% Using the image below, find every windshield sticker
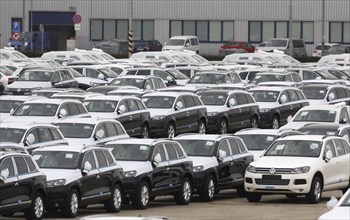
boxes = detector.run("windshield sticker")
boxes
[310,143,319,149]
[319,90,325,93]
[84,125,91,129]
[206,141,215,146]
[140,145,149,151]
[114,81,121,84]
[255,76,261,79]
[301,111,308,116]
[32,154,41,160]
[65,153,73,159]
[22,105,30,110]
[194,76,200,80]
[329,111,335,114]
[276,145,285,150]
[266,136,274,141]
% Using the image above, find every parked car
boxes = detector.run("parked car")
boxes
[31,88,85,98]
[249,71,302,86]
[83,96,151,138]
[70,65,119,83]
[120,68,178,87]
[249,86,309,129]
[105,138,193,209]
[133,40,163,53]
[110,76,167,91]
[245,135,350,203]
[318,188,350,220]
[298,123,350,143]
[219,41,255,55]
[325,45,350,55]
[32,145,124,217]
[198,90,259,133]
[312,43,340,57]
[257,38,307,58]
[0,150,46,220]
[174,134,254,201]
[185,71,243,89]
[142,92,207,138]
[162,36,200,54]
[300,84,350,105]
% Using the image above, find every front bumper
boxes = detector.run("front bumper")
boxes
[45,186,71,209]
[5,89,32,96]
[192,171,208,193]
[123,176,139,200]
[206,116,220,133]
[258,111,273,128]
[149,118,168,137]
[244,172,312,194]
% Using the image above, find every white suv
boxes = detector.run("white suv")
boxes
[162,36,200,54]
[245,135,350,204]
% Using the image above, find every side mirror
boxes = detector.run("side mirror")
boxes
[175,101,183,110]
[185,42,190,47]
[152,153,162,167]
[117,105,126,114]
[51,78,59,85]
[328,93,335,101]
[166,76,174,82]
[227,98,236,107]
[82,161,92,174]
[0,168,9,181]
[217,149,227,162]
[25,133,35,146]
[98,73,105,80]
[287,115,293,123]
[279,94,288,104]
[145,84,152,90]
[58,108,67,118]
[9,108,14,116]
[315,76,322,80]
[95,129,105,140]
[340,118,347,124]
[324,150,333,162]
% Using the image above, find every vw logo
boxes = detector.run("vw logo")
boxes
[269,168,276,174]
[17,88,21,92]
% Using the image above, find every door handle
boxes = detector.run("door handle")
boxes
[129,115,133,120]
[238,109,242,113]
[186,112,190,116]
[15,182,19,186]
[290,105,293,110]
[97,175,100,179]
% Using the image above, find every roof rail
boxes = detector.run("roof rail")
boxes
[175,133,201,138]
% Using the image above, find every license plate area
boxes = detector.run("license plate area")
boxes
[262,175,282,180]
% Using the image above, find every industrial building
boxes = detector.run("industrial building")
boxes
[0,0,349,55]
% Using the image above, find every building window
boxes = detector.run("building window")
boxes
[248,21,314,43]
[132,20,154,41]
[330,22,350,43]
[91,19,103,41]
[170,20,234,43]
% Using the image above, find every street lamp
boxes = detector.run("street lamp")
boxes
[128,0,133,57]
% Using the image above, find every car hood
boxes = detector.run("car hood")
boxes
[148,108,173,118]
[184,84,215,89]
[75,77,107,85]
[249,150,265,161]
[89,112,118,119]
[256,102,279,110]
[3,115,56,124]
[318,207,350,220]
[176,79,190,86]
[259,47,286,52]
[65,138,94,146]
[251,156,319,168]
[188,156,218,171]
[162,46,185,51]
[206,105,227,113]
[307,99,328,105]
[117,161,153,176]
[41,168,82,185]
[0,113,11,122]
[280,122,323,130]
[7,81,52,90]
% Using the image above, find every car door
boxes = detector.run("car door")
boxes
[164,143,182,189]
[23,128,41,153]
[151,144,170,194]
[60,70,77,88]
[80,150,100,205]
[174,96,190,134]
[226,138,245,185]
[322,140,341,190]
[287,90,303,117]
[331,139,350,189]
[235,93,252,128]
[125,99,142,136]
[135,99,151,136]
[216,139,234,189]
[0,156,21,212]
[278,90,294,125]
[93,149,114,200]
[226,94,241,130]
[340,127,350,143]
[115,99,133,134]
[183,95,199,132]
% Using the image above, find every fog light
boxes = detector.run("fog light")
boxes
[299,189,304,192]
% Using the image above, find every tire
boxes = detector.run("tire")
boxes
[167,123,176,138]
[236,186,246,197]
[25,192,44,220]
[285,194,298,199]
[218,119,228,134]
[198,120,206,134]
[104,184,122,213]
[272,116,280,129]
[199,175,215,202]
[306,176,322,204]
[132,181,150,209]
[63,189,79,218]
[141,124,149,138]
[174,177,192,205]
[246,192,262,203]
[250,116,258,128]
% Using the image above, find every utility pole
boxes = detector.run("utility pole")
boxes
[321,0,325,56]
[288,0,293,57]
[21,0,25,52]
[128,0,133,57]
[30,0,33,52]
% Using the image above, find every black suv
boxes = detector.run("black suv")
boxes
[174,134,254,201]
[133,40,162,52]
[198,90,260,133]
[142,92,207,138]
[105,138,193,209]
[0,151,46,220]
[32,145,124,218]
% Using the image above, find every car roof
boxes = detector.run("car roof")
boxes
[84,95,139,101]
[234,128,280,135]
[174,134,233,141]
[298,123,347,131]
[142,91,195,98]
[170,35,197,39]
[116,75,155,80]
[299,103,347,111]
[249,86,287,92]
[0,122,58,129]
[53,117,119,125]
[198,89,250,96]
[106,138,174,146]
[22,98,82,105]
[279,134,337,142]
[33,145,101,153]
[0,95,46,101]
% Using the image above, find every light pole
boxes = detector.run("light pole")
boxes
[321,0,325,56]
[30,0,33,52]
[288,0,293,57]
[128,0,133,57]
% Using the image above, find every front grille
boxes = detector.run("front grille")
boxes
[255,179,290,185]
[255,167,292,174]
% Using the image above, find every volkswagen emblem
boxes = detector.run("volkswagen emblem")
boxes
[269,168,276,174]
[17,88,21,92]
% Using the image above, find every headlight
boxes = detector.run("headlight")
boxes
[246,165,257,173]
[259,108,271,113]
[291,166,310,174]
[47,179,66,187]
[193,166,204,173]
[152,115,165,120]
[123,170,137,178]
[207,112,218,117]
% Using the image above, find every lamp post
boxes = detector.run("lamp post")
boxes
[321,0,325,56]
[128,0,133,57]
[30,0,33,52]
[288,0,293,57]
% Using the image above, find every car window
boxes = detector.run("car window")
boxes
[193,96,202,106]
[280,91,290,103]
[236,93,248,105]
[303,71,318,80]
[184,96,196,108]
[340,139,350,153]
[24,157,37,172]
[245,94,255,103]
[74,68,83,74]
[153,144,166,162]
[37,127,53,142]
[86,68,99,78]
[61,70,72,80]
[136,100,146,110]
[190,38,198,45]
[59,104,69,116]
[154,70,169,80]
[95,150,108,167]
[176,96,185,109]
[136,70,151,76]
[105,122,118,137]
[288,90,299,102]
[26,129,40,145]
[236,138,247,153]
[144,79,153,90]
[165,143,178,160]
[296,90,305,100]
[173,143,184,158]
[113,122,126,134]
[324,140,336,158]
[0,157,15,177]
[14,156,29,175]
[341,129,350,143]
[228,138,240,155]
[77,104,87,114]
[126,99,139,112]
[82,151,97,169]
[153,78,165,89]
[292,73,302,82]
[103,150,115,165]
[335,88,347,99]
[340,108,350,123]
[67,103,80,115]
[285,74,293,82]
[218,140,230,157]
[118,100,129,113]
[126,70,137,75]
[333,139,346,156]
[50,128,63,140]
[51,71,60,82]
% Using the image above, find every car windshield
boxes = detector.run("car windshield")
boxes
[13,103,58,116]
[189,74,227,84]
[166,69,189,79]
[108,144,151,161]
[166,39,185,46]
[293,110,336,122]
[300,87,327,99]
[134,41,148,47]
[250,74,285,84]
[340,191,350,207]
[299,129,338,136]
[31,91,57,98]
[177,140,216,157]
[265,140,321,157]
[32,151,80,169]
[0,128,25,143]
[315,45,331,50]
[224,42,241,46]
[98,68,118,78]
[199,93,228,106]
[83,100,118,112]
[0,100,24,113]
[315,70,338,80]
[55,123,94,138]
[266,39,288,47]
[17,70,52,82]
[111,78,144,89]
[142,96,175,109]
[108,92,140,98]
[251,91,280,102]
[236,134,276,150]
